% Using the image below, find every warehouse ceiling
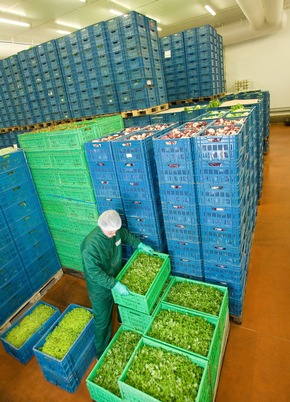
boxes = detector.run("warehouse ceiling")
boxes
[0,0,289,60]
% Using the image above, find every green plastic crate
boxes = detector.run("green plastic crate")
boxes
[86,325,141,402]
[45,125,102,150]
[112,250,171,314]
[161,276,229,340]
[117,279,171,333]
[58,254,84,271]
[41,198,99,221]
[32,168,93,187]
[118,337,212,402]
[45,213,96,235]
[76,114,124,136]
[18,132,47,151]
[36,183,96,203]
[25,152,54,169]
[144,302,222,393]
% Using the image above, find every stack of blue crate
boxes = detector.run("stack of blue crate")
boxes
[0,148,61,327]
[105,11,163,112]
[153,121,208,279]
[183,27,201,99]
[193,113,253,317]
[160,33,188,102]
[112,125,169,252]
[0,55,28,128]
[34,41,71,122]
[75,22,120,116]
[84,132,133,260]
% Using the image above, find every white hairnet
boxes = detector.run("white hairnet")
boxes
[98,210,122,231]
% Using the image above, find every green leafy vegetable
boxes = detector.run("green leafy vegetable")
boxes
[166,281,224,316]
[93,330,141,397]
[121,253,164,295]
[230,104,245,111]
[40,307,92,360]
[148,309,215,357]
[206,99,221,109]
[5,304,55,348]
[125,344,204,401]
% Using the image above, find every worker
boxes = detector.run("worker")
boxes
[81,209,154,359]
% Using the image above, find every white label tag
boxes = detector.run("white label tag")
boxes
[115,239,121,246]
[165,50,171,58]
[126,153,132,158]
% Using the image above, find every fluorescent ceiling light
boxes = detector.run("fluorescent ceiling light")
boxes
[55,21,80,29]
[79,0,86,2]
[157,27,162,32]
[109,9,123,16]
[205,5,216,16]
[0,17,30,27]
[56,29,71,35]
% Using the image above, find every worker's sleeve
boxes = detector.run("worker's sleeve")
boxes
[82,246,116,290]
[120,227,142,248]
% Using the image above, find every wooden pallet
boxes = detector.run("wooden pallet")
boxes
[121,103,169,118]
[62,266,85,279]
[169,93,226,106]
[0,269,63,334]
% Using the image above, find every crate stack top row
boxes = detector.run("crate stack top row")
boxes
[160,25,225,102]
[0,11,168,129]
[0,148,61,328]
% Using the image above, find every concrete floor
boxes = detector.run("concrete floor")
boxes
[1,123,290,402]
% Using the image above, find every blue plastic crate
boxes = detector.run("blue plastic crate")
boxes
[0,241,19,267]
[203,241,249,266]
[196,177,248,207]
[162,202,199,225]
[88,160,118,182]
[130,232,167,253]
[33,304,94,378]
[14,223,51,254]
[0,255,24,285]
[8,208,46,239]
[159,183,197,205]
[3,194,42,224]
[164,221,201,242]
[28,258,61,293]
[19,232,55,267]
[0,226,13,250]
[92,180,121,198]
[84,132,126,162]
[0,179,37,210]
[194,158,246,186]
[123,197,161,219]
[200,225,247,248]
[96,197,124,215]
[39,336,95,393]
[119,178,159,201]
[193,124,245,162]
[203,256,248,284]
[126,214,164,237]
[205,273,247,301]
[0,301,60,364]
[0,165,32,192]
[167,240,202,260]
[0,277,33,327]
[170,256,204,280]
[156,160,195,184]
[24,246,60,278]
[115,157,156,183]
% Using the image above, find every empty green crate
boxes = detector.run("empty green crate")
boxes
[32,169,93,187]
[41,198,99,221]
[45,213,96,235]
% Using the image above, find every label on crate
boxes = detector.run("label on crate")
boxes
[126,153,133,158]
[164,50,171,58]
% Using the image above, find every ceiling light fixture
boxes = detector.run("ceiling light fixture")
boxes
[0,17,30,27]
[157,27,162,32]
[109,9,123,16]
[79,0,86,2]
[56,29,71,35]
[205,5,216,16]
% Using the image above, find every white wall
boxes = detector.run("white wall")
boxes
[222,9,290,110]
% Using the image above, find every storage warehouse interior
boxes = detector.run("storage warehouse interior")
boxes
[0,1,290,401]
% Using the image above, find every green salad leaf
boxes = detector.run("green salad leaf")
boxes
[125,344,204,401]
[166,281,224,316]
[93,330,141,397]
[121,253,164,295]
[5,304,55,348]
[40,307,92,360]
[148,309,215,357]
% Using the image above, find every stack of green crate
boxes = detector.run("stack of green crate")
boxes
[18,115,124,272]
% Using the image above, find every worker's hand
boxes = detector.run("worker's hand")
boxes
[138,242,154,255]
[113,281,130,296]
